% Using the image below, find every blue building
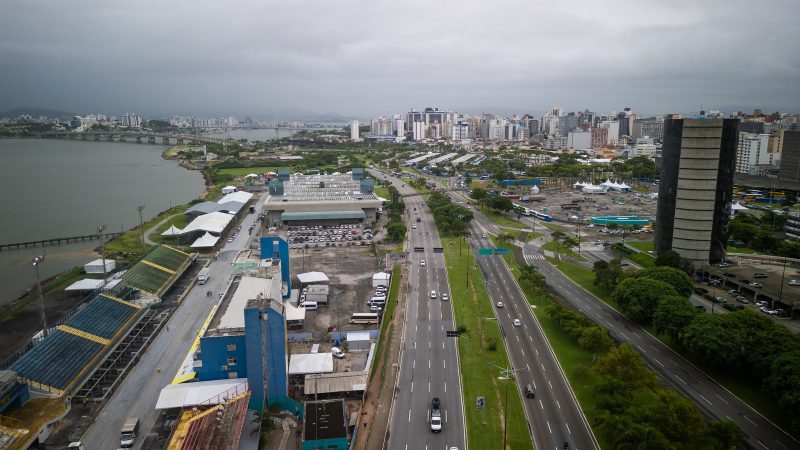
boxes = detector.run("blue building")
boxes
[0,370,30,414]
[192,238,296,411]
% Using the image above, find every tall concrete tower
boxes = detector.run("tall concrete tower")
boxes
[351,120,360,141]
[655,118,739,265]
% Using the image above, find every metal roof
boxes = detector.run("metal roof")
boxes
[280,210,365,221]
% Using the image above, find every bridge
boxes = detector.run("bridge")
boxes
[30,131,256,149]
[0,232,122,252]
[400,187,469,197]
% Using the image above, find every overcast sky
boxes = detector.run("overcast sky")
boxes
[1,0,797,119]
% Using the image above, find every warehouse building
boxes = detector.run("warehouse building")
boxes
[263,169,382,227]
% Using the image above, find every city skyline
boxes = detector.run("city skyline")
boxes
[1,0,798,118]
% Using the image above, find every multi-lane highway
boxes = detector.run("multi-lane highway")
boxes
[377,172,466,450]
[470,226,598,450]
[520,229,799,450]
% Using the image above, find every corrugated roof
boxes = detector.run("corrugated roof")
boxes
[280,210,365,221]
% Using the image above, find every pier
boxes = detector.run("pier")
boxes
[0,232,122,251]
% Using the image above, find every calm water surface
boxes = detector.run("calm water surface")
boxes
[0,139,205,304]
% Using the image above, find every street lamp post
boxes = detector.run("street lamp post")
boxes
[488,361,528,450]
[137,205,146,254]
[32,255,47,336]
[97,225,107,289]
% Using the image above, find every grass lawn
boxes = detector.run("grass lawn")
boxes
[483,210,524,228]
[541,240,586,261]
[442,237,533,450]
[727,245,760,254]
[629,252,655,268]
[150,212,191,244]
[547,257,792,433]
[217,166,279,177]
[627,241,654,252]
[105,205,194,257]
[541,222,566,233]
[375,186,391,200]
[0,266,86,324]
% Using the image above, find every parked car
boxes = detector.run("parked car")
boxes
[789,279,799,286]
[756,301,768,307]
[749,282,762,288]
[723,272,736,278]
[754,273,768,278]
[331,347,346,359]
[736,296,749,304]
[718,262,730,267]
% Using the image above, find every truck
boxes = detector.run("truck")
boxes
[197,267,210,285]
[120,417,139,448]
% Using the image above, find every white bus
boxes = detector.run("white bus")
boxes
[350,313,379,325]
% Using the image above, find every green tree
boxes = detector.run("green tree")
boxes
[578,326,614,361]
[496,232,515,247]
[765,350,800,435]
[593,259,623,292]
[681,314,745,369]
[646,390,707,446]
[595,344,657,390]
[653,295,698,341]
[469,187,488,203]
[654,250,694,274]
[386,221,407,242]
[635,266,694,298]
[488,195,513,212]
[594,379,635,414]
[612,278,678,323]
[705,420,750,450]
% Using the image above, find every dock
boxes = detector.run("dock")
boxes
[0,233,122,251]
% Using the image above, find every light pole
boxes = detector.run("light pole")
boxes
[32,255,47,336]
[488,361,528,450]
[97,225,108,289]
[137,205,146,254]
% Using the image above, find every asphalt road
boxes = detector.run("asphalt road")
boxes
[375,172,466,450]
[520,236,800,450]
[81,195,267,450]
[468,224,598,450]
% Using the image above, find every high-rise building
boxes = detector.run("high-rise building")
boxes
[567,130,591,150]
[406,109,423,132]
[777,131,800,185]
[591,127,608,148]
[350,120,360,141]
[655,118,739,265]
[393,116,405,137]
[632,118,665,141]
[412,121,426,141]
[735,133,771,174]
[786,210,800,241]
[451,122,471,141]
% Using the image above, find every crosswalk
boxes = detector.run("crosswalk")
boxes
[524,252,544,262]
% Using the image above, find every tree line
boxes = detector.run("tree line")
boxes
[426,191,473,236]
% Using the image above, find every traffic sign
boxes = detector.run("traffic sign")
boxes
[494,248,509,254]
[479,248,494,255]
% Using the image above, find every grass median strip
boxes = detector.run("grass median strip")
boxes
[442,237,533,450]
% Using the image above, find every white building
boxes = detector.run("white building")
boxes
[394,117,405,137]
[736,133,771,174]
[598,121,620,145]
[351,120,360,141]
[567,131,592,150]
[451,122,471,141]
[634,143,657,157]
[413,121,426,141]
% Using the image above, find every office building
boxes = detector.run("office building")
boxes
[736,133,771,174]
[350,120,359,141]
[406,109,423,132]
[778,131,800,185]
[786,210,800,241]
[632,118,664,141]
[591,127,608,148]
[567,130,592,150]
[655,118,739,265]
[412,121,426,141]
[393,116,404,137]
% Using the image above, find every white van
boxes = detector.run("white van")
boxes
[369,297,387,304]
[299,301,318,311]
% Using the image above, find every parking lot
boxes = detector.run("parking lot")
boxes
[284,224,374,249]
[697,261,800,317]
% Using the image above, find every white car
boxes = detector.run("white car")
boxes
[496,301,504,308]
[331,347,345,359]
[412,224,417,229]
[430,290,437,299]
[790,279,799,286]
[420,259,426,267]
[749,282,762,288]
[370,305,383,312]
[441,293,449,301]
[482,233,488,238]
[513,319,522,327]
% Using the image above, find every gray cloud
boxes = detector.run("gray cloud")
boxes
[0,0,797,118]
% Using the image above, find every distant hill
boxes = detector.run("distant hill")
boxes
[1,107,74,119]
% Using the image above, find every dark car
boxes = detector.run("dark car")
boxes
[525,384,535,398]
[723,272,736,278]
[431,397,440,409]
[740,279,751,285]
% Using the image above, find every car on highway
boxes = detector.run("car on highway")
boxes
[790,279,799,286]
[430,290,437,299]
[412,224,417,229]
[756,301,768,307]
[431,397,440,409]
[482,233,488,238]
[749,282,762,288]
[736,296,749,304]
[754,273,767,278]
[525,384,535,398]
[441,293,449,301]
[718,262,730,267]
[496,301,504,308]
[420,259,426,267]
[513,319,522,327]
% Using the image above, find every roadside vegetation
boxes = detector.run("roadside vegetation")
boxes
[549,252,799,437]
[383,185,406,243]
[371,265,401,383]
[492,239,751,448]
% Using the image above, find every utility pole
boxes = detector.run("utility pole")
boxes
[488,361,528,450]
[32,255,47,336]
[137,205,146,254]
[97,225,108,289]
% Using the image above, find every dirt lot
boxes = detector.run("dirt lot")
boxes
[288,246,381,341]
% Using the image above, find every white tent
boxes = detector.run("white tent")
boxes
[218,191,253,205]
[731,202,749,211]
[84,258,116,274]
[288,353,334,375]
[244,173,259,178]
[582,184,609,194]
[618,182,632,192]
[573,181,587,189]
[65,278,122,292]
[160,225,183,236]
[297,271,330,285]
[530,185,540,194]
[182,211,234,235]
[191,232,220,248]
[221,186,237,194]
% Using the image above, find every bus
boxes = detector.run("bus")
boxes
[530,210,553,222]
[350,313,379,325]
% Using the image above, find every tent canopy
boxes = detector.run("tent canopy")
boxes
[191,232,220,248]
[155,378,248,409]
[731,202,749,211]
[182,211,234,235]
[161,225,183,236]
[297,271,330,284]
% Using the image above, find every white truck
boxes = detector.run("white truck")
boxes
[197,267,210,285]
[120,417,139,448]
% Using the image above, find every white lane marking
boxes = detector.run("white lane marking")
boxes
[442,342,445,349]
[698,394,712,405]
[566,423,571,434]
[532,380,536,389]
[521,349,525,356]
[429,360,431,369]
[443,359,446,369]
[428,382,430,392]
[653,358,665,367]
[529,336,533,342]
[755,440,768,449]
[547,421,552,433]
[620,332,629,340]
[444,381,447,393]
[668,358,676,364]
[429,341,431,349]
[556,400,561,409]
[743,415,758,426]
[411,382,414,392]
[535,349,539,356]
[541,364,546,372]
[408,409,411,422]
[714,393,729,404]
[675,375,687,385]
[413,359,416,369]
[548,379,553,389]
[516,335,520,342]
[445,410,448,423]
[636,345,645,352]
[539,400,544,410]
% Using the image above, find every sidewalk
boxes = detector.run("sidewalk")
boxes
[353,265,408,450]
